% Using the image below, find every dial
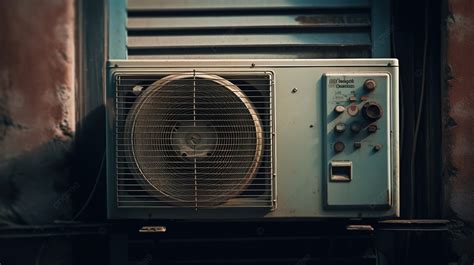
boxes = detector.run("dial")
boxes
[364,79,377,91]
[362,102,383,121]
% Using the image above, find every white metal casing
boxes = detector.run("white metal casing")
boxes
[106,59,399,219]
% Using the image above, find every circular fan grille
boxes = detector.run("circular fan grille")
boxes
[125,73,263,206]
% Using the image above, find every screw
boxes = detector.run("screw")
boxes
[132,85,144,95]
[309,124,314,128]
[374,144,382,151]
[291,88,298,94]
[251,63,255,68]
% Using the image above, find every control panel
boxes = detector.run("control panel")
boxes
[323,73,393,209]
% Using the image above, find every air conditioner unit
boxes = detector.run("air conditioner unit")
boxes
[106,59,399,219]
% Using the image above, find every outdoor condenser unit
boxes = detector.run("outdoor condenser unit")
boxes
[106,59,399,219]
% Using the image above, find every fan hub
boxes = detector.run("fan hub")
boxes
[187,133,201,145]
[171,121,217,158]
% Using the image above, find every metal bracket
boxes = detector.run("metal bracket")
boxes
[375,219,449,231]
[0,223,108,239]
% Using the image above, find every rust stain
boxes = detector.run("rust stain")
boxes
[295,14,369,26]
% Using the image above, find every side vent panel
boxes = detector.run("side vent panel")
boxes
[115,71,274,209]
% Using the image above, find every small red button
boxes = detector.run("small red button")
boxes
[347,105,359,116]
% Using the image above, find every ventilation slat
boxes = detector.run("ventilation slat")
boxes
[127,14,370,31]
[128,32,370,49]
[127,0,370,11]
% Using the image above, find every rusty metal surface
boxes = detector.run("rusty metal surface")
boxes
[0,223,107,239]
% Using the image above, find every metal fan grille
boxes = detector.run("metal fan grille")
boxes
[115,71,274,208]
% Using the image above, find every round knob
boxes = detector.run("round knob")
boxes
[367,124,378,134]
[347,105,359,117]
[334,141,345,153]
[334,123,346,133]
[362,102,383,121]
[364,79,377,91]
[334,105,346,114]
[350,121,362,133]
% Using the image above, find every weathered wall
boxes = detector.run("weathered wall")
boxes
[0,0,75,224]
[445,0,474,263]
[446,0,474,223]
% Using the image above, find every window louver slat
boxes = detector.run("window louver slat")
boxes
[126,0,372,59]
[128,33,371,49]
[127,14,370,30]
[127,0,370,11]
